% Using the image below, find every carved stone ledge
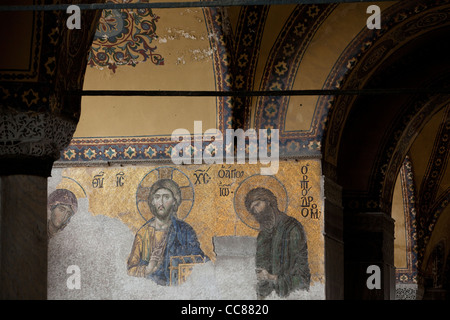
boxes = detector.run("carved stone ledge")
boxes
[0,112,77,176]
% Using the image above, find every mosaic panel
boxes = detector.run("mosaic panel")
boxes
[47,160,325,299]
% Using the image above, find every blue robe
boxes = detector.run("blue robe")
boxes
[128,216,208,286]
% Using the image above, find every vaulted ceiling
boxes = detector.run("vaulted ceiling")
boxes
[1,0,449,283]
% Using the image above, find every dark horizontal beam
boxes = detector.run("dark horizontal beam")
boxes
[75,88,450,97]
[0,0,397,12]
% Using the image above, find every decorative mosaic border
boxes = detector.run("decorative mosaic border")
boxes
[413,103,449,268]
[230,5,270,130]
[254,4,337,158]
[418,105,450,221]
[203,7,232,133]
[417,189,450,270]
[60,137,221,162]
[374,90,450,213]
[395,155,418,285]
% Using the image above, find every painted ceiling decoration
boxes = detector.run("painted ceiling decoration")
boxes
[59,4,336,164]
[88,0,164,72]
[62,6,227,164]
[62,1,450,167]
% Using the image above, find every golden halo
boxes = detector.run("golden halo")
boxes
[233,174,288,230]
[136,166,194,222]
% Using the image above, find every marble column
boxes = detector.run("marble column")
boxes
[0,2,102,299]
[0,112,77,299]
[0,175,47,299]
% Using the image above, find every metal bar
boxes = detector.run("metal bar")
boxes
[75,88,450,97]
[0,0,397,12]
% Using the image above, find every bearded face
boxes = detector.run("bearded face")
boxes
[249,199,276,231]
[149,188,176,222]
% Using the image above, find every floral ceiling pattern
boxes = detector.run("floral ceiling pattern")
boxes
[88,0,164,72]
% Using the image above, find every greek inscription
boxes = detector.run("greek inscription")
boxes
[300,175,310,194]
[310,204,319,219]
[92,171,105,188]
[299,164,320,220]
[301,165,309,175]
[116,172,125,187]
[193,167,211,185]
[218,181,233,197]
[218,165,244,179]
[301,208,309,218]
[219,187,230,197]
[301,196,314,208]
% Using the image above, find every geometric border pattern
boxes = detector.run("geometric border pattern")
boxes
[395,155,418,285]
[254,4,337,157]
[230,5,270,130]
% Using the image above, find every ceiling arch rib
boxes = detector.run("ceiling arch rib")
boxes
[322,0,450,171]
[320,1,450,214]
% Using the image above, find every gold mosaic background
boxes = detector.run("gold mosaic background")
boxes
[55,159,324,283]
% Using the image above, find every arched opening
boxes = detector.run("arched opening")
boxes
[322,4,450,299]
[392,103,450,299]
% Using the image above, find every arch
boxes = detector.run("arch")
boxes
[322,0,450,164]
[318,0,450,299]
[253,3,337,157]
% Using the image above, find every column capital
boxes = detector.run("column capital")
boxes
[0,4,102,176]
[0,111,76,176]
